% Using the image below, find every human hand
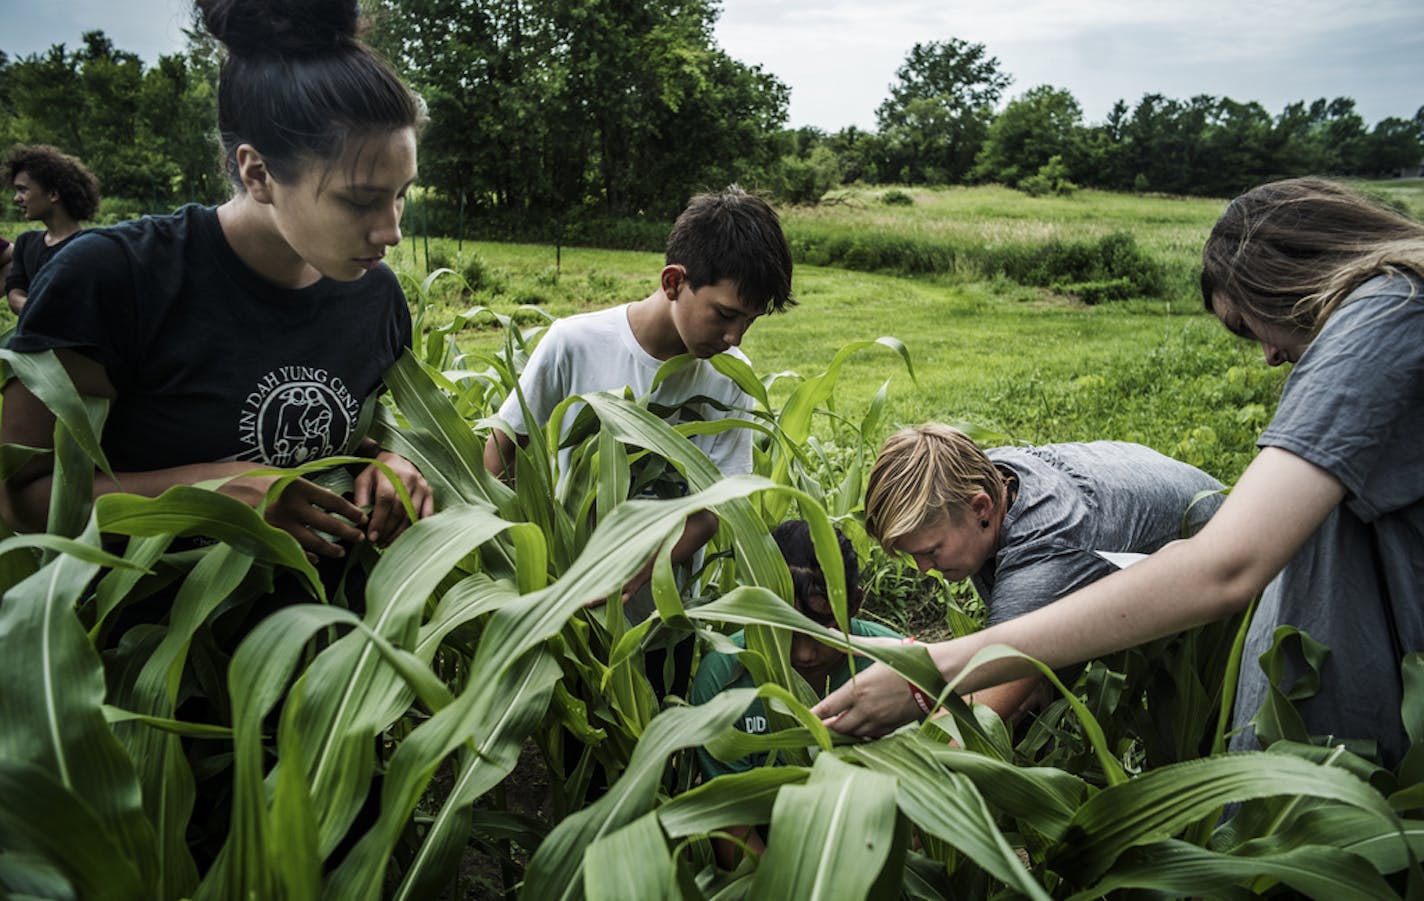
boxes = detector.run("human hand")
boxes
[810,659,925,738]
[354,451,435,546]
[223,473,368,560]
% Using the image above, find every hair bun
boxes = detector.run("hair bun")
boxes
[198,0,361,57]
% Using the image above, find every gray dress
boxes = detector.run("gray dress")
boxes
[1230,273,1424,767]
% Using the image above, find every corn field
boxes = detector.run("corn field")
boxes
[1,267,1422,900]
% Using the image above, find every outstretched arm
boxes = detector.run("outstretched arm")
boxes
[813,447,1347,736]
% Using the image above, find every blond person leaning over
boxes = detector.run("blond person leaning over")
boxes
[859,426,1221,723]
[816,178,1424,767]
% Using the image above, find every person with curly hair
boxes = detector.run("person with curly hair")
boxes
[3,143,101,314]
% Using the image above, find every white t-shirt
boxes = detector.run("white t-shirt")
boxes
[496,304,755,485]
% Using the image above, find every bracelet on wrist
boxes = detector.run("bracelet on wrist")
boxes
[899,637,935,714]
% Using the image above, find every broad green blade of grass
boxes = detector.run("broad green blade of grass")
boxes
[197,604,364,901]
[328,647,561,901]
[523,689,763,900]
[1071,839,1399,899]
[378,350,510,505]
[1229,805,1424,875]
[112,545,254,900]
[749,754,900,901]
[846,738,1053,899]
[583,811,676,901]
[1053,751,1404,885]
[0,349,113,478]
[283,503,525,854]
[912,740,1088,843]
[0,760,147,900]
[656,768,811,839]
[94,487,320,598]
[0,521,160,889]
[48,398,104,542]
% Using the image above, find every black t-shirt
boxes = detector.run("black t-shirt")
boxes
[9,204,412,473]
[4,229,83,294]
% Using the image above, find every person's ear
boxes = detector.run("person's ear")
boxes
[235,144,275,204]
[660,264,687,300]
[970,491,994,527]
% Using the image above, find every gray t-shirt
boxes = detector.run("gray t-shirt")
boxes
[975,442,1224,625]
[1230,273,1424,766]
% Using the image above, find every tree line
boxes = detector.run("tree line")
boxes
[1,10,1420,224]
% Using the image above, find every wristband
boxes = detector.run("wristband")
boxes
[900,637,935,714]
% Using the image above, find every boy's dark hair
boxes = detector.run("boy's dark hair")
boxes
[2,144,101,221]
[772,519,862,622]
[198,0,424,188]
[666,185,795,314]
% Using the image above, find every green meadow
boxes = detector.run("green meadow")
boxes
[7,177,1422,485]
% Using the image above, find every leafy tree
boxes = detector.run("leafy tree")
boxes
[972,84,1083,187]
[368,0,788,218]
[874,38,1011,184]
[0,29,222,210]
[1362,116,1424,176]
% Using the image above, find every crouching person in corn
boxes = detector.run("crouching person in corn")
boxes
[690,519,904,867]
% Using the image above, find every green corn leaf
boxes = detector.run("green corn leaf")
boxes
[749,754,900,901]
[1053,751,1403,885]
[0,349,113,478]
[1071,839,1399,899]
[523,688,762,901]
[0,760,147,901]
[376,648,562,901]
[0,520,160,889]
[283,504,524,855]
[657,768,811,838]
[846,737,1052,899]
[94,487,320,598]
[584,811,676,901]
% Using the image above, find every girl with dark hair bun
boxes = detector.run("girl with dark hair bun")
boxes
[816,178,1424,768]
[3,0,433,561]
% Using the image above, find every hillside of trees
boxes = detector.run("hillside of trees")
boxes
[1,4,1420,226]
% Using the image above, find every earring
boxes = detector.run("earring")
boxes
[980,520,989,529]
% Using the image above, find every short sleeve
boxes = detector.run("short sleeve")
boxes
[4,233,33,294]
[496,322,569,437]
[8,232,137,378]
[1259,280,1424,521]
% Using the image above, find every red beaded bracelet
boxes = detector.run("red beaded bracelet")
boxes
[900,637,936,714]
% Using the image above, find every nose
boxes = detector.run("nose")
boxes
[791,637,822,668]
[370,202,403,248]
[1262,344,1289,367]
[723,321,747,348]
[913,555,934,573]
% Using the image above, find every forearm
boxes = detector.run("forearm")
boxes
[7,288,27,315]
[483,430,523,482]
[5,460,275,533]
[671,509,719,565]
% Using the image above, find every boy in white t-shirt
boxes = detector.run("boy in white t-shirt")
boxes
[483,186,795,691]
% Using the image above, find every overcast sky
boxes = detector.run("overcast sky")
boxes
[5,0,1421,130]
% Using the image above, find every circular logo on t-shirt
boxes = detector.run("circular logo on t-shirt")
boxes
[237,365,361,466]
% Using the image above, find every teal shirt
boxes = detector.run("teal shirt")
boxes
[689,617,901,780]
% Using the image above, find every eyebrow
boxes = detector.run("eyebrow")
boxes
[345,177,418,194]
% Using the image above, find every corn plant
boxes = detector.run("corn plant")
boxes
[2,290,1424,900]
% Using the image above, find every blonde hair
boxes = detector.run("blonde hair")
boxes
[1200,177,1424,339]
[864,424,1004,547]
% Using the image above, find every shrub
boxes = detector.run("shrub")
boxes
[880,189,914,206]
[1018,155,1078,198]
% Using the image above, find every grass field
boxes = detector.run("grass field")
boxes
[5,177,1420,484]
